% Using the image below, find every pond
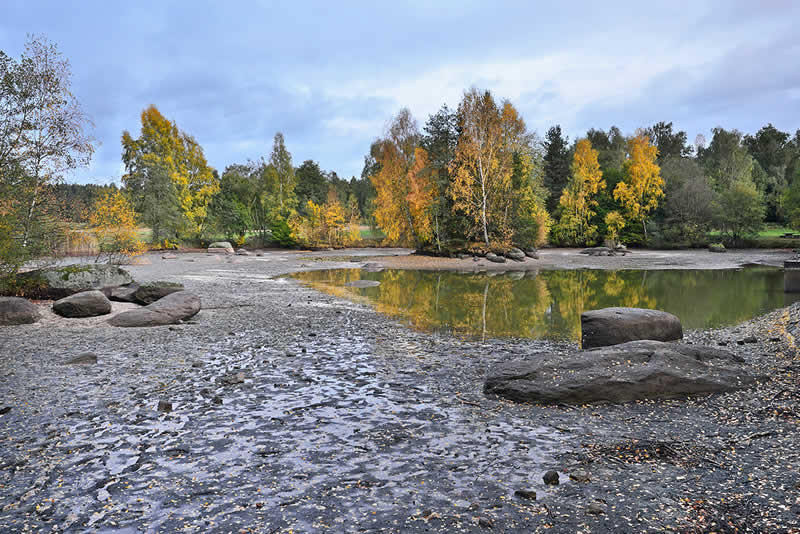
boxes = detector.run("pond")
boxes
[290,267,799,342]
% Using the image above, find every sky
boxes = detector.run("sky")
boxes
[2,1,799,185]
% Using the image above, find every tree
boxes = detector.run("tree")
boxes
[744,124,792,221]
[370,109,435,247]
[449,89,528,247]
[586,126,626,171]
[88,190,146,263]
[552,139,605,245]
[296,160,328,211]
[0,35,94,273]
[714,178,765,243]
[268,132,297,215]
[613,133,663,240]
[659,156,715,242]
[644,121,690,162]
[698,128,754,191]
[122,105,218,240]
[542,125,571,214]
[421,104,460,249]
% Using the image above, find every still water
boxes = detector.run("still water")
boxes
[290,267,798,342]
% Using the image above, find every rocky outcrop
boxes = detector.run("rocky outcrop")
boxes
[133,281,184,304]
[108,291,200,327]
[484,340,755,404]
[15,265,134,300]
[524,248,539,259]
[581,307,682,348]
[52,290,112,318]
[0,297,40,325]
[208,242,234,254]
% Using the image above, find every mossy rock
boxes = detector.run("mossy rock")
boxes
[9,265,134,299]
[709,243,726,253]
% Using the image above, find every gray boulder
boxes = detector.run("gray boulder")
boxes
[484,340,755,404]
[236,249,251,256]
[486,252,507,263]
[581,307,682,349]
[109,283,140,303]
[15,264,133,299]
[506,248,526,262]
[133,281,184,304]
[0,297,40,325]
[524,248,539,259]
[580,247,613,257]
[53,290,112,318]
[109,291,200,327]
[208,241,234,254]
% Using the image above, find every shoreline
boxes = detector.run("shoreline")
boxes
[1,248,798,532]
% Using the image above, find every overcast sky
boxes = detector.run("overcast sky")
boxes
[2,1,799,184]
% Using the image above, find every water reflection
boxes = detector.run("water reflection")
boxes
[291,268,798,342]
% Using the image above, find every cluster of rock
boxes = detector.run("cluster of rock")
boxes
[459,247,539,263]
[0,264,200,328]
[485,306,756,404]
[579,245,628,257]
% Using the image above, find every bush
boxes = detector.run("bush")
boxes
[269,218,297,247]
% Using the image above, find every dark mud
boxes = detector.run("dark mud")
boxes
[1,249,799,533]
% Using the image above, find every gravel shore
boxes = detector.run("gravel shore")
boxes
[1,248,798,533]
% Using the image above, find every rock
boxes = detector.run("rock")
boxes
[63,352,98,365]
[457,253,471,260]
[157,400,172,412]
[709,243,726,253]
[361,263,384,272]
[484,340,755,404]
[236,249,251,256]
[108,291,201,327]
[478,517,493,529]
[109,283,140,303]
[15,264,134,300]
[586,502,607,515]
[220,372,246,385]
[53,290,112,318]
[486,252,506,263]
[0,406,11,415]
[133,281,184,304]
[212,396,223,405]
[505,248,526,262]
[741,335,758,344]
[581,307,682,348]
[161,253,178,259]
[345,280,380,288]
[569,470,591,483]
[0,297,40,325]
[524,248,539,259]
[208,241,234,254]
[513,489,536,500]
[580,247,612,256]
[543,470,560,485]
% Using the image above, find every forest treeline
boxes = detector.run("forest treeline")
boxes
[3,36,800,274]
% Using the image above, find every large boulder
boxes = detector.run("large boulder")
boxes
[133,281,184,304]
[109,283,140,303]
[484,340,755,404]
[505,248,526,262]
[486,252,507,263]
[15,265,134,300]
[0,297,40,325]
[108,291,200,327]
[208,242,234,254]
[53,290,112,318]
[581,307,682,349]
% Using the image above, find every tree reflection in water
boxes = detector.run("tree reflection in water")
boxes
[291,267,797,342]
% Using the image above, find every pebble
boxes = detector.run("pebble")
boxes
[513,489,537,500]
[586,502,607,515]
[543,469,560,485]
[157,400,172,412]
[569,469,590,483]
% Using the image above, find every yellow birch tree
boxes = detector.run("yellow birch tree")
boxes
[613,133,663,240]
[553,139,605,245]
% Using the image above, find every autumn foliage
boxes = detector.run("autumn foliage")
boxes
[88,190,147,263]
